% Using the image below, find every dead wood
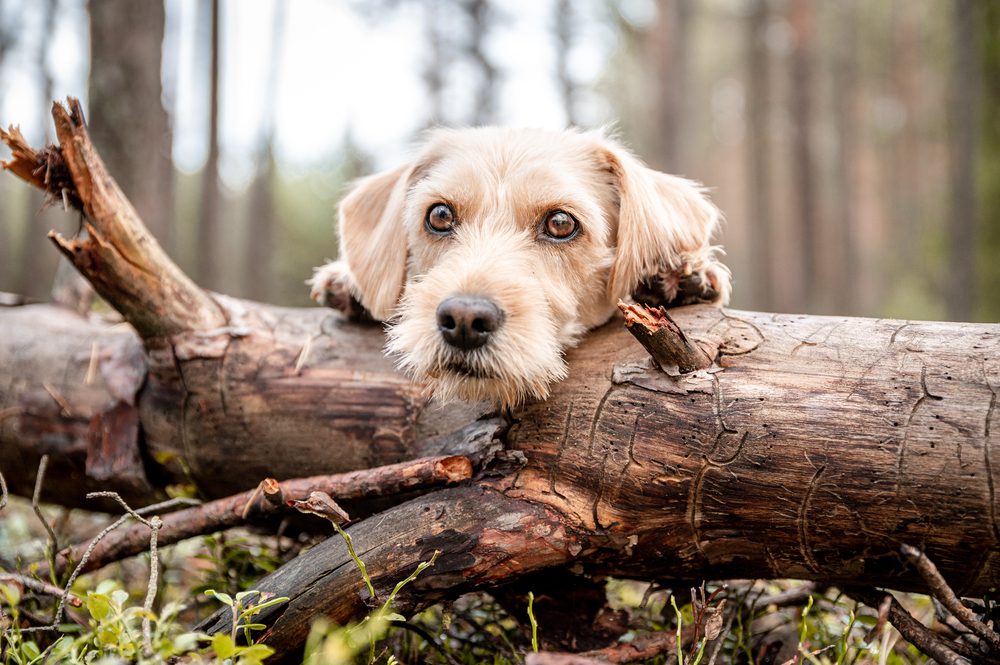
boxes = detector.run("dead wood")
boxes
[3,99,224,339]
[43,456,471,577]
[846,588,979,665]
[619,300,712,372]
[3,98,1000,662]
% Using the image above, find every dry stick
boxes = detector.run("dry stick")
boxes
[618,300,713,373]
[846,588,974,665]
[0,468,7,514]
[901,543,1000,653]
[525,653,605,665]
[31,455,59,581]
[20,496,196,635]
[46,455,473,577]
[579,625,695,663]
[0,574,82,607]
[141,517,162,657]
[85,492,161,658]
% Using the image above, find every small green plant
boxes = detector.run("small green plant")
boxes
[302,522,439,665]
[1,579,205,665]
[526,591,538,653]
[204,588,289,646]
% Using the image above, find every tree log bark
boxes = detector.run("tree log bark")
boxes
[3,99,1000,659]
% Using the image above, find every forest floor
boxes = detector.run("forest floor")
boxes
[0,497,940,664]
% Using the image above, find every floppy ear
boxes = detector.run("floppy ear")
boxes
[600,142,727,305]
[337,164,412,321]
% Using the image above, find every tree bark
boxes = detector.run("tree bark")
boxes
[3,99,1000,659]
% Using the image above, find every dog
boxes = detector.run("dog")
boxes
[310,127,730,407]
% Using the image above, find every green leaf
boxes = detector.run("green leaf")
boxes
[0,582,21,607]
[245,596,289,612]
[95,579,118,595]
[86,593,111,621]
[239,643,274,660]
[212,633,236,659]
[20,641,41,660]
[110,589,129,607]
[206,589,234,607]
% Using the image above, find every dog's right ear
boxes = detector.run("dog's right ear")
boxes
[337,164,412,321]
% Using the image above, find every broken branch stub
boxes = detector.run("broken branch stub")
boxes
[618,300,713,373]
[2,98,225,339]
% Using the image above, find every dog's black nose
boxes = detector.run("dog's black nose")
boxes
[436,296,503,350]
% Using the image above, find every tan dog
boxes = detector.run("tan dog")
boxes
[311,128,730,407]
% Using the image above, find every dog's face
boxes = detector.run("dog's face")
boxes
[331,128,729,407]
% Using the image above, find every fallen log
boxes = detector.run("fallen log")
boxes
[3,99,1000,660]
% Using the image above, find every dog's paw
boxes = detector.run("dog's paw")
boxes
[634,257,731,308]
[308,261,372,321]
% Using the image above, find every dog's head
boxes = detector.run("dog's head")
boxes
[336,128,727,406]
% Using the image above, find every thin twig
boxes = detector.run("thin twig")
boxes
[86,491,154,528]
[85,341,99,385]
[141,516,162,657]
[31,455,59,581]
[0,574,82,607]
[902,543,1000,653]
[0,468,7,514]
[41,382,72,417]
[845,587,974,665]
[20,495,196,634]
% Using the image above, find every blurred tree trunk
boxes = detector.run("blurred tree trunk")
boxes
[196,0,222,290]
[744,0,772,311]
[831,0,859,315]
[947,0,978,321]
[421,1,447,127]
[649,0,689,173]
[463,0,497,125]
[554,0,577,127]
[86,0,174,253]
[243,2,285,302]
[887,3,922,310]
[788,0,817,311]
[978,1,1000,322]
[0,0,15,288]
[16,0,57,298]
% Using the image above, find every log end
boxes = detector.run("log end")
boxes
[435,455,474,483]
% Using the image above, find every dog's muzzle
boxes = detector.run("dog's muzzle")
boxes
[436,296,503,351]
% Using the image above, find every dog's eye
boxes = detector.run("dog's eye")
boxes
[542,210,579,241]
[425,203,456,235]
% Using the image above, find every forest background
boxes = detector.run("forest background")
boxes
[1,0,997,323]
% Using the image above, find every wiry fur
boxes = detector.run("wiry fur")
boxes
[311,127,730,407]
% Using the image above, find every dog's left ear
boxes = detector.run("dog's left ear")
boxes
[599,142,729,306]
[337,164,413,320]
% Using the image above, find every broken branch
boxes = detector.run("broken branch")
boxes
[901,544,1000,654]
[618,300,713,372]
[846,588,977,665]
[2,99,225,339]
[46,455,471,577]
